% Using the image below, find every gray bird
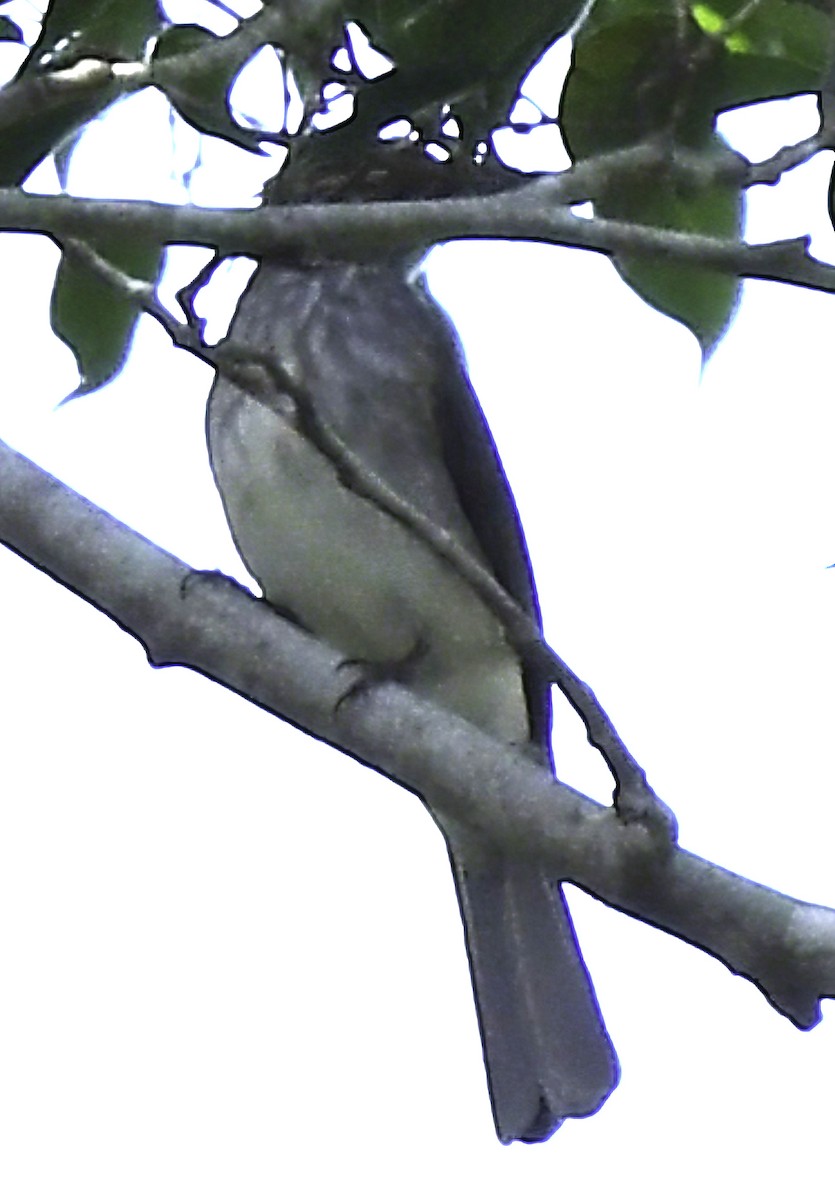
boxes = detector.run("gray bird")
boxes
[206,256,618,1142]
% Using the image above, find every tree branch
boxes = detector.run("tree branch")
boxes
[745,125,835,187]
[1,435,833,1032]
[0,57,131,138]
[2,183,833,296]
[0,3,299,182]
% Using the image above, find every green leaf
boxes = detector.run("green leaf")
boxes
[51,234,165,396]
[0,0,165,185]
[22,0,162,70]
[358,0,582,87]
[151,22,278,151]
[599,139,744,356]
[562,0,829,161]
[562,5,715,157]
[0,16,24,42]
[689,0,829,110]
[53,125,86,192]
[0,59,122,185]
[328,0,586,140]
[559,0,822,353]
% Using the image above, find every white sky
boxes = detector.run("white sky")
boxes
[0,5,833,1196]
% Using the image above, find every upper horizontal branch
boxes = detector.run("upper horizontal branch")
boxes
[1,434,833,1031]
[1,181,833,296]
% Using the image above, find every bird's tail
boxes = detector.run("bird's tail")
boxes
[446,832,619,1143]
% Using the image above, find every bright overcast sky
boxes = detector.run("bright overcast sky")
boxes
[0,3,833,1196]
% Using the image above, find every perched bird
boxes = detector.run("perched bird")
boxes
[206,249,618,1143]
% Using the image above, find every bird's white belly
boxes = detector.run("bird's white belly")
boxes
[208,386,529,743]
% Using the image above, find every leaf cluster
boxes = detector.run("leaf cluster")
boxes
[1,0,832,383]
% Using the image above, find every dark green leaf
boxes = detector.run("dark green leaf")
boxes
[0,16,24,42]
[51,234,165,396]
[561,5,714,157]
[21,0,162,71]
[600,139,744,356]
[563,0,829,161]
[53,125,85,191]
[0,0,165,184]
[330,0,586,141]
[0,60,122,184]
[559,0,822,353]
[689,0,828,110]
[151,22,278,150]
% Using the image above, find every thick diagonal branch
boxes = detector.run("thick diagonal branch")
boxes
[1,436,833,1031]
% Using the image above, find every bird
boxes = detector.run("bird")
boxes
[205,251,618,1143]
